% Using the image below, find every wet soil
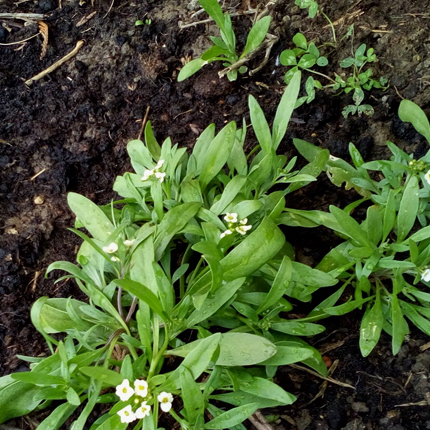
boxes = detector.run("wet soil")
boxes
[2,0,430,428]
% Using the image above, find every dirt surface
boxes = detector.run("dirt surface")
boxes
[2,0,430,428]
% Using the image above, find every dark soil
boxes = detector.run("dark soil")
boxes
[2,0,430,428]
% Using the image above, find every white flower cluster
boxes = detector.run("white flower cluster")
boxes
[102,239,135,263]
[115,379,173,423]
[220,212,252,238]
[141,159,166,183]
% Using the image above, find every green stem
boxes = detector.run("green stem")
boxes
[321,12,337,46]
[304,67,336,84]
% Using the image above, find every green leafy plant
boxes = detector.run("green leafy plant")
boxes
[178,0,271,81]
[277,100,430,357]
[0,71,336,429]
[280,25,388,114]
[279,32,328,107]
[336,43,388,117]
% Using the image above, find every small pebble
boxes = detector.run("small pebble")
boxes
[34,195,45,205]
[351,401,369,413]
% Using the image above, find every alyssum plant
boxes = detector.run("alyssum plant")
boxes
[279,99,430,357]
[0,71,338,429]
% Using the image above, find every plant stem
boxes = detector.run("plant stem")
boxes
[304,68,336,84]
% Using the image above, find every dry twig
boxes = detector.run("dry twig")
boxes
[38,21,48,59]
[25,40,84,86]
[249,410,276,430]
[0,12,44,20]
[288,363,355,389]
[137,106,150,141]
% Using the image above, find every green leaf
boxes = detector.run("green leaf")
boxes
[114,279,169,321]
[203,403,259,429]
[239,377,295,405]
[359,289,383,357]
[248,95,273,155]
[186,278,246,327]
[67,193,114,241]
[164,333,221,389]
[67,387,81,406]
[271,321,325,336]
[340,57,355,68]
[408,225,430,242]
[0,377,43,423]
[241,16,271,58]
[298,54,316,69]
[257,256,292,313]
[199,122,237,191]
[293,33,307,50]
[398,100,430,145]
[210,391,281,408]
[392,294,409,355]
[259,344,313,365]
[178,58,207,82]
[397,176,419,242]
[220,217,285,281]
[216,333,277,366]
[181,368,205,424]
[330,205,374,249]
[155,202,202,260]
[79,367,124,386]
[210,175,247,215]
[382,189,397,242]
[144,121,161,160]
[92,413,127,430]
[272,70,301,149]
[198,0,226,33]
[317,56,328,66]
[126,139,154,174]
[37,402,79,430]
[279,49,297,66]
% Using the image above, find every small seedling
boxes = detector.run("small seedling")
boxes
[178,0,271,81]
[295,0,319,18]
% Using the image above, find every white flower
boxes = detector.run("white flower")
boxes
[157,391,173,412]
[239,218,248,225]
[115,379,135,401]
[123,239,135,247]
[117,405,136,424]
[236,225,252,235]
[134,379,148,398]
[155,171,166,183]
[155,159,165,170]
[424,170,430,185]
[135,401,151,419]
[422,268,430,282]
[224,212,238,223]
[142,169,154,181]
[103,242,118,254]
[111,256,120,262]
[220,229,232,239]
